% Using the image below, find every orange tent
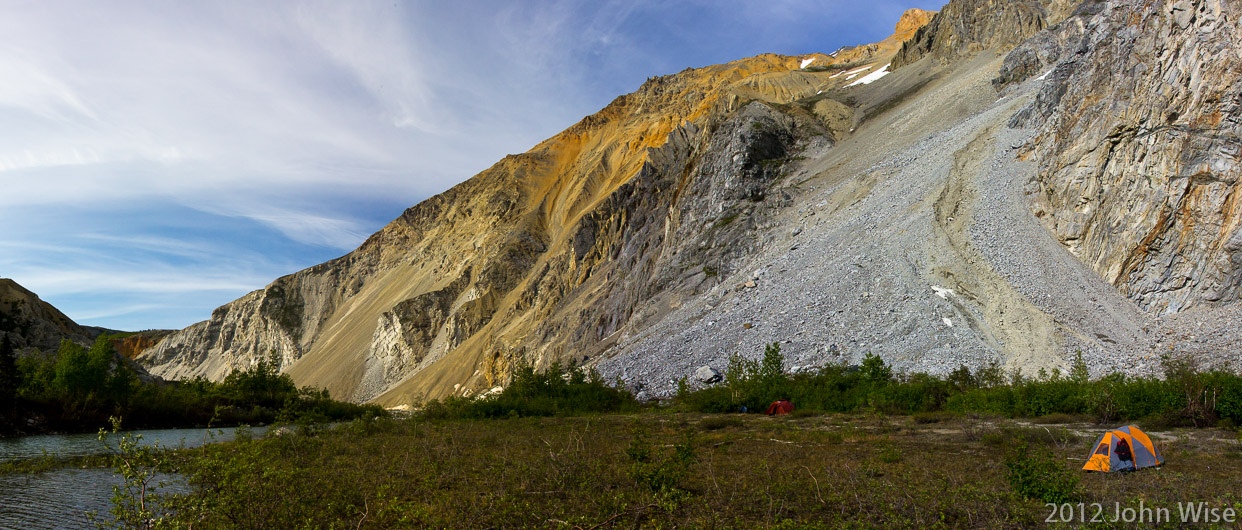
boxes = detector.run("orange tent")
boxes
[1083,425,1163,472]
[765,399,795,415]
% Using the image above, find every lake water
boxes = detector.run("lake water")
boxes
[0,425,266,529]
[0,468,186,529]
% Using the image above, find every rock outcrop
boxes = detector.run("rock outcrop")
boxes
[1003,0,1242,313]
[829,9,936,66]
[110,330,174,360]
[894,0,1079,68]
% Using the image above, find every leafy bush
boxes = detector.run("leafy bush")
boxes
[1003,440,1079,503]
[93,416,179,529]
[1216,375,1242,425]
[418,361,638,419]
[626,428,696,496]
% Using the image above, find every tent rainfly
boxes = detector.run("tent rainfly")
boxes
[765,399,795,415]
[1082,425,1163,473]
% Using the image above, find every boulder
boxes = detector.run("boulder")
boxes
[694,366,722,384]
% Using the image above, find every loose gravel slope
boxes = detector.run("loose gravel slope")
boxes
[598,52,1237,399]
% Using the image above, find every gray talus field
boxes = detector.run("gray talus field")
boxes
[598,51,1156,397]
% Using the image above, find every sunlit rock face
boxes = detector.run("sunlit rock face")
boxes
[1004,0,1242,313]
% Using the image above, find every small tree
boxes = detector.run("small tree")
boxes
[756,342,789,400]
[976,359,1007,388]
[860,353,892,385]
[222,351,297,405]
[947,364,977,391]
[724,352,758,405]
[0,333,16,411]
[95,416,173,529]
[722,343,789,409]
[52,339,107,402]
[1161,354,1217,427]
[1069,350,1090,384]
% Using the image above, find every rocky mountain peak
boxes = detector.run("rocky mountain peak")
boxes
[138,12,936,404]
[894,8,937,39]
[893,0,1079,68]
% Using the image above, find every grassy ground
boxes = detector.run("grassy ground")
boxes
[146,412,1242,529]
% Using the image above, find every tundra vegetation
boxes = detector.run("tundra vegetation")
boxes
[75,343,1242,529]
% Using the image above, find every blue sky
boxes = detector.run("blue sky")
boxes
[0,0,945,331]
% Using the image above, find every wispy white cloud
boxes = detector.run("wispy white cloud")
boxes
[294,1,435,131]
[16,269,262,297]
[0,45,98,123]
[225,208,372,251]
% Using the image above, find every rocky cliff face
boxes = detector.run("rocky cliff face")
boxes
[110,330,173,360]
[1001,0,1242,313]
[894,0,1079,67]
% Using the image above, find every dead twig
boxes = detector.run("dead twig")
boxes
[801,465,825,504]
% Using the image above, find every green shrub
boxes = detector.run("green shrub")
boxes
[1003,440,1079,503]
[626,428,696,495]
[1217,375,1242,425]
[680,386,735,413]
[417,361,638,420]
[877,443,902,463]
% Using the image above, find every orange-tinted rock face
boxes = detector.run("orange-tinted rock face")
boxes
[894,8,936,40]
[893,0,1078,68]
[113,331,173,360]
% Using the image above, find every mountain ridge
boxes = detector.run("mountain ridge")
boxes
[141,0,1242,406]
[140,10,939,404]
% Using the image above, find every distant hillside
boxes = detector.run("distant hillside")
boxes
[0,278,107,352]
[0,278,172,362]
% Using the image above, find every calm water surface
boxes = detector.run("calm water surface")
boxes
[0,426,266,529]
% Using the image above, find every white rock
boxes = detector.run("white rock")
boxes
[694,366,722,384]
